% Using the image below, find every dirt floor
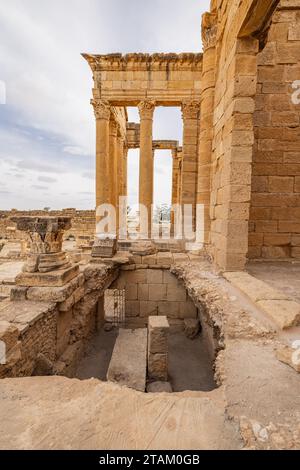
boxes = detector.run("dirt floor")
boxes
[75,327,216,392]
[247,260,300,303]
[168,333,216,392]
[75,329,118,381]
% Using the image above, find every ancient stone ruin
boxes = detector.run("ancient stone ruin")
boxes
[0,0,300,451]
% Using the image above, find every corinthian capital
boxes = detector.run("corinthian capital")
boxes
[91,99,111,120]
[138,100,156,120]
[202,12,217,50]
[181,100,200,120]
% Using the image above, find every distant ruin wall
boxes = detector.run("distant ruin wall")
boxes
[0,209,96,245]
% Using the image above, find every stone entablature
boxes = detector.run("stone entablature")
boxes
[83,53,203,106]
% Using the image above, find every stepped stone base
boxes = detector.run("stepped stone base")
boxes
[16,265,79,288]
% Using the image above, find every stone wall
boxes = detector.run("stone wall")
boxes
[208,0,260,271]
[0,209,96,245]
[0,263,117,379]
[249,3,300,260]
[111,266,198,330]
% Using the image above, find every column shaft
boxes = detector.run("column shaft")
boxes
[138,100,155,237]
[181,101,200,235]
[91,100,111,210]
[109,120,118,207]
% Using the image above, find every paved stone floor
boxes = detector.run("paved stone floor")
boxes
[247,261,300,303]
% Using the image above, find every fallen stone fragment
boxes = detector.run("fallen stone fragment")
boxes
[276,345,300,373]
[184,318,201,339]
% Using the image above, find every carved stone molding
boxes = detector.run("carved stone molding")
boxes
[138,100,156,120]
[109,119,118,136]
[91,99,111,120]
[202,12,217,50]
[181,100,200,120]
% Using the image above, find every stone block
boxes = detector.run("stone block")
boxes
[10,286,28,301]
[163,271,178,285]
[125,283,138,300]
[149,284,167,301]
[107,328,147,392]
[125,300,140,318]
[276,345,300,373]
[138,284,149,301]
[148,353,168,381]
[179,300,198,319]
[167,284,186,302]
[148,315,169,354]
[157,301,179,318]
[147,269,163,284]
[257,300,300,330]
[16,265,79,288]
[140,301,158,317]
[0,321,19,352]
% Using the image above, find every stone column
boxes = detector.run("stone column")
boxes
[91,99,111,210]
[122,144,128,198]
[177,148,183,205]
[181,100,200,237]
[10,216,79,287]
[170,148,180,235]
[197,12,217,246]
[138,100,156,238]
[109,119,118,207]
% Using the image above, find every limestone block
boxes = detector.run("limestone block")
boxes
[184,318,201,339]
[276,345,300,373]
[179,300,198,319]
[147,269,163,284]
[148,316,169,354]
[149,284,167,302]
[0,321,19,351]
[16,265,79,288]
[125,283,138,301]
[223,272,288,303]
[138,284,149,301]
[257,300,300,330]
[148,353,168,381]
[167,284,186,302]
[107,328,147,392]
[10,286,28,301]
[163,271,178,285]
[157,301,179,318]
[156,252,173,266]
[125,300,140,317]
[140,301,158,317]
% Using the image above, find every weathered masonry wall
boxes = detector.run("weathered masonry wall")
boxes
[0,264,117,379]
[249,3,300,260]
[111,267,198,330]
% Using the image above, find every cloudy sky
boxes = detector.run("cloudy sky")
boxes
[0,0,210,210]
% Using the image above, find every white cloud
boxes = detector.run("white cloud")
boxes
[0,0,210,210]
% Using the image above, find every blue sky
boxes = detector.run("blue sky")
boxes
[0,0,210,210]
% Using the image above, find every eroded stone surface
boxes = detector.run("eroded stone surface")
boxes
[107,328,147,392]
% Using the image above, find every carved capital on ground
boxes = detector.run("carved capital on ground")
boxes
[138,100,156,120]
[202,12,217,50]
[181,100,200,120]
[91,99,111,120]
